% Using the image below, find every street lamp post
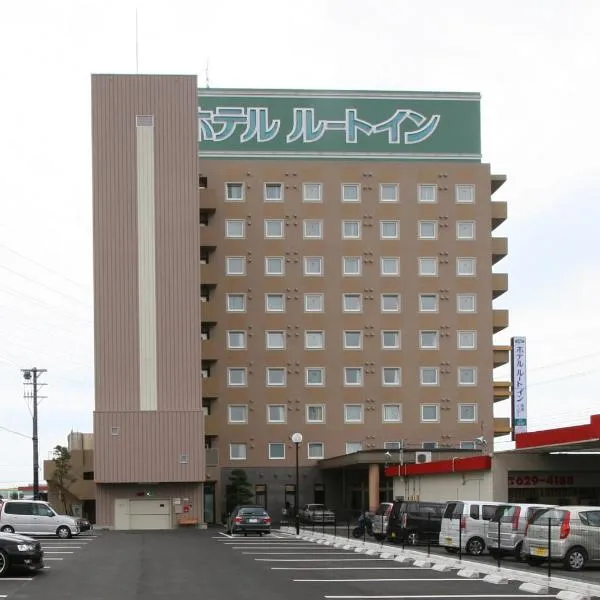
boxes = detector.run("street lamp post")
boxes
[291,432,303,535]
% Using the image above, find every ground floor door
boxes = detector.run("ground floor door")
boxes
[114,499,172,530]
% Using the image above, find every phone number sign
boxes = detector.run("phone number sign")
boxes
[508,473,575,488]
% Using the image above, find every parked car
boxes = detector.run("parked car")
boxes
[299,504,335,524]
[387,500,445,545]
[0,500,80,539]
[372,502,394,541]
[487,503,556,560]
[226,505,272,536]
[77,517,92,532]
[0,531,44,577]
[439,500,504,555]
[523,505,600,571]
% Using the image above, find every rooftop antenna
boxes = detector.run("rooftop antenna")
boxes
[205,57,210,88]
[135,8,139,73]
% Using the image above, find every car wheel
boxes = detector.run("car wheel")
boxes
[564,547,587,571]
[407,532,419,546]
[57,526,72,539]
[466,537,485,556]
[0,550,10,578]
[0,525,15,534]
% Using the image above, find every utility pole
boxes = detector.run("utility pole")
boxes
[22,368,47,500]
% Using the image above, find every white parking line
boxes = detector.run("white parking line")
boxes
[0,577,33,581]
[295,578,479,582]
[230,545,319,548]
[43,551,74,554]
[323,596,557,599]
[40,546,82,549]
[272,567,424,571]
[255,558,391,562]
[44,558,64,561]
[244,552,353,555]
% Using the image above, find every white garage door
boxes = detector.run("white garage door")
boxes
[116,499,172,530]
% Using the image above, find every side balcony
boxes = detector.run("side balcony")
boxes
[493,381,511,403]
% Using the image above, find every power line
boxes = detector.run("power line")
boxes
[0,425,30,439]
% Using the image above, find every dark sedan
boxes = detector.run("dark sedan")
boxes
[227,505,272,536]
[0,532,44,577]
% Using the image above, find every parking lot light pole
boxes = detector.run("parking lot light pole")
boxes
[292,433,303,535]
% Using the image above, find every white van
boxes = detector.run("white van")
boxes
[0,500,80,538]
[439,500,504,555]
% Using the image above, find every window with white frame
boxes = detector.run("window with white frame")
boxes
[268,442,285,459]
[344,330,362,349]
[227,331,246,349]
[460,441,476,450]
[382,367,402,386]
[265,256,285,276]
[382,330,401,349]
[228,405,248,424]
[381,294,400,312]
[303,183,322,202]
[384,441,403,450]
[227,367,247,386]
[265,219,284,239]
[306,367,325,386]
[342,220,361,239]
[457,221,475,240]
[380,257,400,276]
[422,441,438,449]
[230,443,247,460]
[418,220,437,240]
[266,367,286,386]
[419,294,438,312]
[267,405,287,423]
[305,330,325,350]
[226,256,246,275]
[419,257,438,276]
[418,184,437,203]
[225,219,245,238]
[343,256,362,276]
[264,183,283,202]
[344,404,364,423]
[420,330,439,349]
[421,404,440,422]
[266,331,286,350]
[458,403,477,422]
[458,367,477,386]
[265,293,285,313]
[304,256,323,276]
[304,293,324,312]
[344,367,363,386]
[457,293,477,313]
[383,404,402,422]
[342,183,360,202]
[346,442,363,454]
[456,184,475,204]
[458,330,477,350]
[225,182,244,202]
[307,442,324,459]
[226,293,246,312]
[303,219,323,239]
[420,367,439,385]
[380,183,398,202]
[343,293,362,312]
[306,404,325,423]
[457,258,476,276]
[380,220,400,239]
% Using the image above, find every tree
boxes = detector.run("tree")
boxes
[50,445,75,514]
[225,469,253,513]
[9,491,18,500]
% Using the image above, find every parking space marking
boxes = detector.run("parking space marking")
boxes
[295,578,482,582]
[255,558,392,562]
[40,545,82,549]
[0,577,33,581]
[243,551,354,555]
[44,557,64,561]
[272,567,426,570]
[43,551,74,554]
[323,597,557,599]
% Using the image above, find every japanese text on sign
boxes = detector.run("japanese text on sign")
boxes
[511,336,528,435]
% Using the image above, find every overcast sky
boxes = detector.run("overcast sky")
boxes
[0,0,599,486]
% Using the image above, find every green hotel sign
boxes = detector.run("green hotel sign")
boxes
[197,89,481,161]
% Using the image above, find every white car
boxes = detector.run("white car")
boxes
[0,500,80,539]
[300,504,335,523]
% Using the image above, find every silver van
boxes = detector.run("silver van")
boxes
[0,500,80,539]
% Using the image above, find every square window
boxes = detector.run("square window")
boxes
[265,183,283,202]
[458,367,477,386]
[420,367,439,385]
[265,219,284,239]
[384,441,403,450]
[228,368,247,386]
[459,403,478,422]
[265,293,285,313]
[306,367,325,386]
[420,330,439,349]
[380,257,400,276]
[343,293,363,312]
[266,331,286,350]
[460,441,476,450]
[305,293,324,312]
[457,293,477,313]
[419,257,438,276]
[457,258,476,276]
[268,442,285,459]
[419,294,438,312]
[265,256,285,276]
[304,256,324,276]
[303,219,323,239]
[382,330,401,349]
[382,367,402,386]
[457,221,475,240]
[380,183,399,202]
[266,367,286,386]
[421,404,440,422]
[342,183,360,202]
[380,220,399,239]
[418,184,437,203]
[456,184,475,204]
[458,330,477,349]
[268,405,287,423]
[228,405,248,424]
[227,331,246,349]
[303,183,322,202]
[225,219,245,238]
[230,443,247,460]
[383,404,402,422]
[344,331,362,349]
[225,182,244,202]
[308,442,324,459]
[305,331,325,349]
[226,257,246,275]
[418,221,437,240]
[422,441,438,449]
[306,404,325,423]
[343,256,362,276]
[346,442,363,454]
[226,294,246,312]
[342,220,361,239]
[344,367,363,386]
[344,404,364,422]
[381,294,400,312]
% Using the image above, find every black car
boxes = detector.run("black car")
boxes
[386,500,445,545]
[0,532,44,577]
[226,505,272,536]
[77,518,92,532]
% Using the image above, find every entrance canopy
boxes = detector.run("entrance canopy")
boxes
[515,414,600,453]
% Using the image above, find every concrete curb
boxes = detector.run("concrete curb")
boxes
[458,568,480,579]
[556,591,588,600]
[519,582,549,594]
[432,563,453,573]
[414,559,433,568]
[484,573,509,585]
